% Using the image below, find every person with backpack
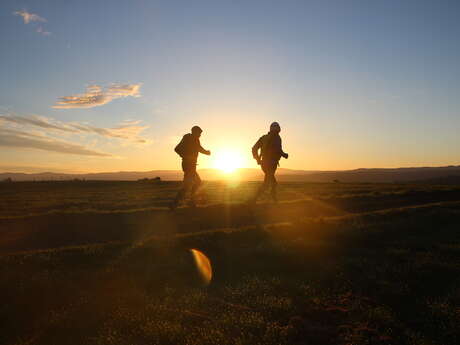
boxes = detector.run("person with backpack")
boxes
[250,122,288,204]
[170,125,211,210]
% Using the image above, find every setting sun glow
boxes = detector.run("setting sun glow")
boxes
[212,149,244,173]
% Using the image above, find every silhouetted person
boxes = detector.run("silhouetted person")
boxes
[250,122,288,203]
[170,126,211,210]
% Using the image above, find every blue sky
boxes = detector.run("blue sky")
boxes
[1,0,459,172]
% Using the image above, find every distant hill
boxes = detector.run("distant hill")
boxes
[409,175,460,185]
[294,166,460,183]
[1,165,460,183]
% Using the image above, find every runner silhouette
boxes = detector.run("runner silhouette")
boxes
[250,122,288,204]
[170,126,211,210]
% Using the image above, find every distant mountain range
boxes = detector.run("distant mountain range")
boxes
[2,166,460,183]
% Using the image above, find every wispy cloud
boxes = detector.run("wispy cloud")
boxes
[14,10,51,36]
[53,83,142,109]
[14,10,46,24]
[69,122,149,143]
[0,128,111,157]
[36,26,51,36]
[0,114,78,133]
[0,114,150,144]
[107,84,142,98]
[0,112,149,157]
[53,85,109,109]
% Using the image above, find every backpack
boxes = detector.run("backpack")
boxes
[175,141,185,157]
[174,134,191,157]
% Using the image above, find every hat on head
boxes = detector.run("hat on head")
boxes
[270,122,280,131]
[191,125,203,134]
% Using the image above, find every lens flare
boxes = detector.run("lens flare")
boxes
[190,249,212,285]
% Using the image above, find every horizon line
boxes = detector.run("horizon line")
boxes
[1,164,460,175]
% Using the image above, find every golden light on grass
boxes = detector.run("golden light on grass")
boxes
[212,149,244,174]
[190,249,212,286]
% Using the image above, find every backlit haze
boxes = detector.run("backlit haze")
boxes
[1,1,459,174]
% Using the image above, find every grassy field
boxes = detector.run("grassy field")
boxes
[1,181,460,344]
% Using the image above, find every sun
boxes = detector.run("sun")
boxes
[212,149,244,173]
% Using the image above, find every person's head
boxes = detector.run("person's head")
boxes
[191,125,203,138]
[269,122,281,134]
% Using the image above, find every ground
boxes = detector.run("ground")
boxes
[1,180,460,345]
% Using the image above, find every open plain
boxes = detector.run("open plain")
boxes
[1,180,460,345]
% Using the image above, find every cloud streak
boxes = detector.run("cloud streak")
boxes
[53,83,142,109]
[14,10,51,36]
[69,122,148,143]
[0,114,149,144]
[36,26,51,36]
[107,84,142,98]
[0,114,78,133]
[0,128,111,157]
[14,10,46,24]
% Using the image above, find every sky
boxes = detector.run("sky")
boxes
[1,0,459,173]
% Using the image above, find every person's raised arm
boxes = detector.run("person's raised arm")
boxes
[198,139,211,155]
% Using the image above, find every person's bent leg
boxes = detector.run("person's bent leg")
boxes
[266,162,278,202]
[252,168,270,202]
[189,172,202,206]
[171,180,189,209]
[170,164,193,210]
[270,171,278,203]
